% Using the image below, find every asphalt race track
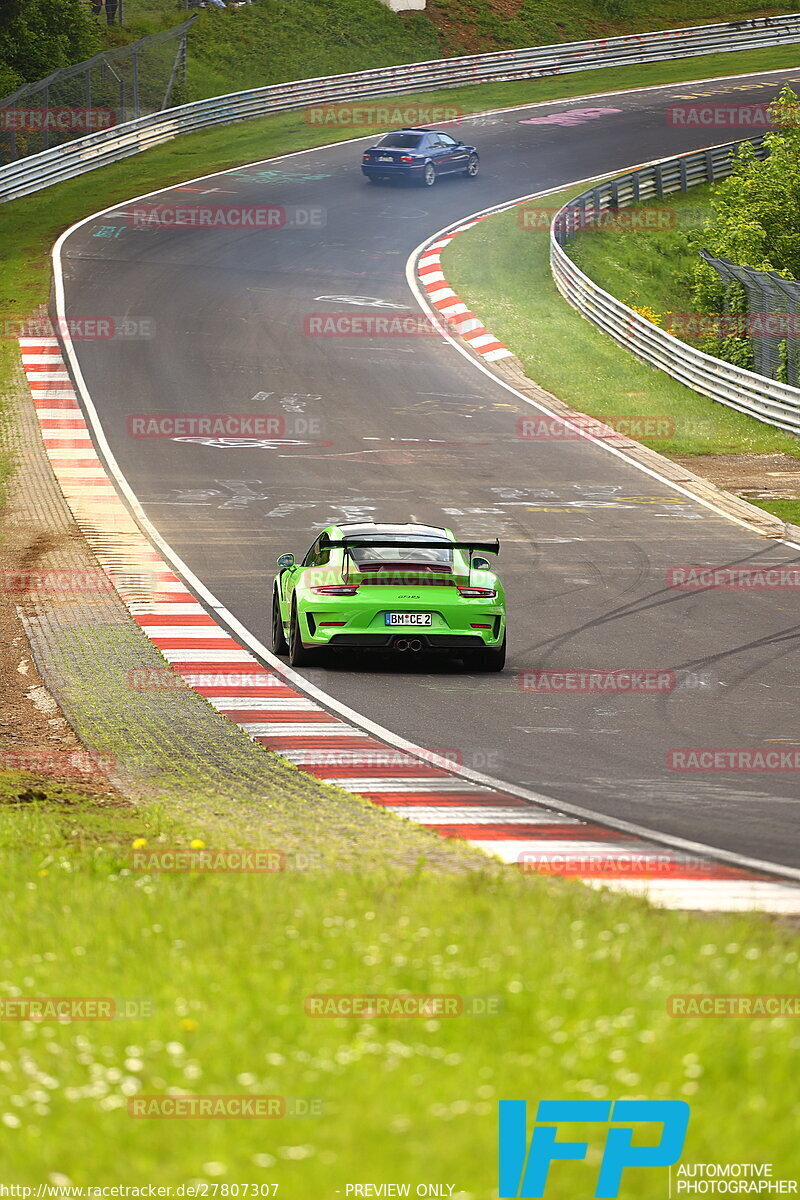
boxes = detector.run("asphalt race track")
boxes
[58,69,800,869]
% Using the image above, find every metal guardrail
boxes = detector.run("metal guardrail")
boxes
[550,137,800,437]
[2,14,800,202]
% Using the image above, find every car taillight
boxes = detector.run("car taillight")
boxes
[362,154,371,161]
[399,155,415,163]
[458,587,496,598]
[310,585,359,596]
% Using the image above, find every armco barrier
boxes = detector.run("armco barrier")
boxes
[2,15,800,202]
[550,136,800,436]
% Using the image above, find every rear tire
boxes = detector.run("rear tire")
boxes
[367,176,381,185]
[463,153,479,178]
[272,586,289,655]
[467,634,506,672]
[289,602,315,668]
[421,162,436,187]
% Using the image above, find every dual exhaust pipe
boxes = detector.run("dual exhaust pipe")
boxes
[394,637,424,653]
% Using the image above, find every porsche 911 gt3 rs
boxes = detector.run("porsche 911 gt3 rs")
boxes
[272,522,505,671]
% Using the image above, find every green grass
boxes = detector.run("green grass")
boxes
[422,0,800,54]
[3,38,800,515]
[3,55,800,1184]
[0,770,182,852]
[109,0,800,102]
[749,497,800,524]
[442,182,800,461]
[181,1,442,101]
[100,0,442,103]
[559,182,800,517]
[567,184,710,318]
[1,797,799,1187]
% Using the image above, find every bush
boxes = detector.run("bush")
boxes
[689,85,800,368]
[0,0,99,91]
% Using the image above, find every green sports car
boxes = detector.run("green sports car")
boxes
[272,521,506,671]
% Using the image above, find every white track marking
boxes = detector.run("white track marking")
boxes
[48,74,800,891]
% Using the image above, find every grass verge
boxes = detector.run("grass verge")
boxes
[565,182,709,317]
[554,180,800,516]
[1,56,800,1182]
[421,0,799,55]
[2,45,798,521]
[442,182,800,472]
[750,497,800,524]
[113,0,800,99]
[0,770,175,851]
[1,801,799,1187]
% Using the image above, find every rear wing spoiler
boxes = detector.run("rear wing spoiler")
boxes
[323,538,500,555]
[323,537,499,586]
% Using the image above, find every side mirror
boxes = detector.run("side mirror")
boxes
[471,556,491,571]
[277,553,295,569]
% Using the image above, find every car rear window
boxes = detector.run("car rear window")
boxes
[375,133,422,149]
[345,536,453,569]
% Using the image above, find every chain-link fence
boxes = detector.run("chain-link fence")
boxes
[699,249,800,387]
[0,18,194,163]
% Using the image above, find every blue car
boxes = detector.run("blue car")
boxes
[361,128,479,187]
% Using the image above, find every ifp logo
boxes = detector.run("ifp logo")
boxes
[498,1100,690,1197]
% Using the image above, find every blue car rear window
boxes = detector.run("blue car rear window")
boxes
[375,133,422,149]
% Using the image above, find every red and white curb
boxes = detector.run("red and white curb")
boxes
[19,335,800,913]
[418,221,514,362]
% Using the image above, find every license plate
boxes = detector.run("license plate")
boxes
[378,155,393,162]
[385,612,432,627]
